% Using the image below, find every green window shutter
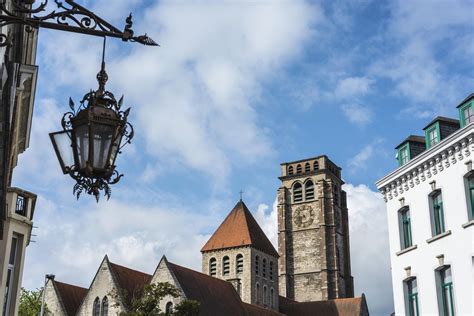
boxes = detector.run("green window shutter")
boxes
[459,102,474,128]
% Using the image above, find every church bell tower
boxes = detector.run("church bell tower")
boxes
[277,156,354,302]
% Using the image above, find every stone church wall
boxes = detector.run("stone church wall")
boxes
[43,280,65,316]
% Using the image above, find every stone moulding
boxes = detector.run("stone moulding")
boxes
[376,126,474,202]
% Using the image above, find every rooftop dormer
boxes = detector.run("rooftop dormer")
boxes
[395,136,425,167]
[422,117,460,149]
[457,93,474,128]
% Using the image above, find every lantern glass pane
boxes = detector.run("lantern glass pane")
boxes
[50,130,73,173]
[92,124,115,169]
[75,124,89,169]
[109,132,123,167]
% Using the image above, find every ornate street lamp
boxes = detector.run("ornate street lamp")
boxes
[49,44,133,201]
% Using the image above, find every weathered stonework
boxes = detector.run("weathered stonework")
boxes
[278,156,354,302]
[150,257,185,313]
[76,257,125,316]
[44,280,66,316]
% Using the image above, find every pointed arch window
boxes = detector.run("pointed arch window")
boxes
[270,288,274,308]
[270,261,274,280]
[209,258,217,276]
[101,297,108,316]
[313,161,319,171]
[255,255,259,275]
[263,286,267,305]
[165,302,173,315]
[288,165,294,175]
[293,183,303,202]
[256,283,260,303]
[263,258,267,278]
[223,256,230,276]
[236,254,244,274]
[93,297,100,316]
[305,181,314,200]
[296,164,302,174]
[304,163,310,173]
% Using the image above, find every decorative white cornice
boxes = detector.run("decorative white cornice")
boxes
[376,124,474,202]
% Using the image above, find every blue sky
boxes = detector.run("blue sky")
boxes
[13,1,473,315]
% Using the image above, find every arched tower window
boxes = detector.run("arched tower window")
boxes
[223,256,230,276]
[270,261,274,280]
[304,162,310,173]
[313,161,319,171]
[256,283,260,303]
[296,164,302,174]
[288,165,294,175]
[263,286,267,305]
[165,302,173,315]
[305,180,314,200]
[236,254,244,274]
[293,183,303,202]
[270,288,274,308]
[101,297,108,316]
[255,255,259,275]
[263,258,267,278]
[209,258,217,276]
[93,297,100,316]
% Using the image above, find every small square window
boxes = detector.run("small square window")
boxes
[463,106,474,126]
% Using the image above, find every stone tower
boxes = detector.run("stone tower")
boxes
[201,201,279,311]
[278,156,354,302]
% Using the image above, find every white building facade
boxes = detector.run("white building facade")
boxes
[377,95,474,316]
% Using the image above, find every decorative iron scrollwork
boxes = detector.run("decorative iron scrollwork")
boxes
[0,0,158,47]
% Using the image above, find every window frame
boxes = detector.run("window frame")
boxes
[101,296,108,316]
[404,277,420,316]
[209,257,217,276]
[436,265,455,316]
[305,180,314,200]
[430,190,446,236]
[464,172,474,221]
[459,101,474,128]
[425,122,440,149]
[398,144,411,166]
[93,297,101,316]
[236,254,244,274]
[222,256,230,276]
[3,235,19,315]
[398,206,413,250]
[293,182,303,203]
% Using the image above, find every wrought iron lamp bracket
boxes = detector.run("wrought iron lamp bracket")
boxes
[0,0,158,47]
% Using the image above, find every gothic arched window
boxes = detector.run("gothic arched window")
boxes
[93,297,100,316]
[296,164,302,174]
[263,286,267,305]
[165,302,173,315]
[255,255,259,275]
[305,180,314,200]
[263,258,267,278]
[288,165,294,175]
[256,283,260,303]
[313,161,319,171]
[223,256,230,275]
[209,258,217,276]
[270,261,274,280]
[293,183,303,202]
[236,254,243,274]
[270,288,274,308]
[304,163,310,173]
[101,296,108,316]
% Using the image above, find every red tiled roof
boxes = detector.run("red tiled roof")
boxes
[242,302,286,316]
[53,280,88,316]
[201,201,279,257]
[279,295,368,316]
[168,262,246,316]
[109,262,152,307]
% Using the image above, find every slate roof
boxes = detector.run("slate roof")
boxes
[201,201,279,257]
[423,116,460,130]
[53,280,88,316]
[456,93,474,108]
[168,262,246,316]
[279,295,369,316]
[395,135,426,149]
[109,261,152,307]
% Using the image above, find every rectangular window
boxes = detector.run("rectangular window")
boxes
[15,195,26,216]
[399,145,410,166]
[426,126,439,148]
[405,278,419,316]
[467,174,474,220]
[430,190,445,236]
[3,235,18,315]
[437,266,455,316]
[463,105,474,126]
[399,207,412,249]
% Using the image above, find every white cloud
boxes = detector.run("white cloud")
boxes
[348,144,374,171]
[341,103,373,126]
[254,199,278,248]
[344,183,393,315]
[335,76,374,100]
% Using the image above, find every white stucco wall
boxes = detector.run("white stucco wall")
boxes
[377,125,474,316]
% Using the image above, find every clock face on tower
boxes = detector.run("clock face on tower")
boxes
[293,205,315,228]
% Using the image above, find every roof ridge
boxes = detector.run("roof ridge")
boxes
[109,261,152,277]
[53,280,88,291]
